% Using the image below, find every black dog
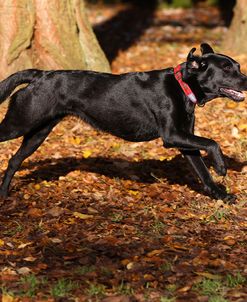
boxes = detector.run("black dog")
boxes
[0,43,246,201]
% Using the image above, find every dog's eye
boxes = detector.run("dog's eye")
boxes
[200,62,207,69]
[223,65,231,71]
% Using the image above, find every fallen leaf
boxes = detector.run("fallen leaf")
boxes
[6,242,14,248]
[17,267,31,275]
[87,206,99,214]
[50,238,63,244]
[194,271,222,280]
[73,212,93,219]
[146,249,164,257]
[144,273,155,281]
[65,217,76,224]
[74,136,81,144]
[177,284,192,292]
[2,294,14,302]
[238,123,247,130]
[231,126,239,138]
[242,165,247,173]
[160,207,174,213]
[34,184,41,190]
[169,243,189,251]
[23,256,37,262]
[226,101,238,109]
[47,206,64,217]
[23,193,30,200]
[18,242,33,249]
[27,207,43,217]
[224,236,236,246]
[121,259,131,266]
[1,267,17,276]
[126,262,135,270]
[36,263,48,270]
[82,150,92,158]
[128,190,140,196]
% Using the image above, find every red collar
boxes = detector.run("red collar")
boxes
[174,64,197,104]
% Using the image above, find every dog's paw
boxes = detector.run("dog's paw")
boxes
[204,184,236,203]
[223,193,237,204]
[214,164,227,176]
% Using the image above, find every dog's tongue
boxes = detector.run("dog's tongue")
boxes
[220,88,245,101]
[224,88,244,98]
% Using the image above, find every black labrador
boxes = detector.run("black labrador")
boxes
[0,43,246,201]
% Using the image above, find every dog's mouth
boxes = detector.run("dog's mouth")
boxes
[219,88,245,102]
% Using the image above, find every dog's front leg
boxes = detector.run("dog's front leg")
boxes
[180,149,235,202]
[163,132,226,177]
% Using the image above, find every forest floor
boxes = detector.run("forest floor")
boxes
[0,3,246,302]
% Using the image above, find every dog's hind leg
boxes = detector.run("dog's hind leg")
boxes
[0,118,61,197]
[180,149,236,202]
[0,120,29,143]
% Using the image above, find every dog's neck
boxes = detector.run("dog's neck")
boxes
[174,64,197,104]
[178,62,207,108]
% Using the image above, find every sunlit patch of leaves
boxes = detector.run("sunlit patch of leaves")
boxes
[236,138,247,160]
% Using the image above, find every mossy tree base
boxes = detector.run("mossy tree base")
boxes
[0,0,110,79]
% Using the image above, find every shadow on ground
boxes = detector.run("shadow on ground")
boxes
[18,154,246,198]
[93,1,158,62]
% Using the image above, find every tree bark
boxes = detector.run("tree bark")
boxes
[0,0,110,79]
[223,0,247,54]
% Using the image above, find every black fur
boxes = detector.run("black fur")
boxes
[0,43,246,201]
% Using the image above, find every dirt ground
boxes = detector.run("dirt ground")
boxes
[0,3,246,302]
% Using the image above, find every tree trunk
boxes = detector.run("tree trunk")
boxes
[223,0,247,54]
[0,0,110,79]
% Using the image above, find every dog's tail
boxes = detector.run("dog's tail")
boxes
[0,69,43,104]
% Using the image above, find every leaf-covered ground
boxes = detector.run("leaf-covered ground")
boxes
[0,3,246,302]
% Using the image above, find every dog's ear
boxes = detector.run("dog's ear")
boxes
[200,43,214,55]
[186,47,200,71]
[187,47,197,61]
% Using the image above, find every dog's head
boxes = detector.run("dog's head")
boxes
[184,43,247,104]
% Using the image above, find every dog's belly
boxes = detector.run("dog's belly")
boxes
[108,127,160,142]
[79,111,160,142]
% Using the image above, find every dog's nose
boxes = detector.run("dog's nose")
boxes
[239,76,247,90]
